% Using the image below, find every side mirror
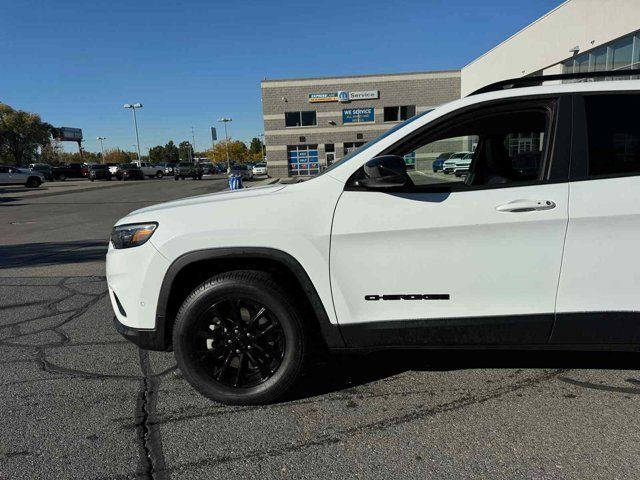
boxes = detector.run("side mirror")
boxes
[357,155,409,188]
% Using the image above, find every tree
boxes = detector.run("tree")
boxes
[0,103,53,165]
[149,145,165,164]
[102,149,131,164]
[164,141,179,163]
[178,141,193,161]
[206,140,249,164]
[249,137,265,161]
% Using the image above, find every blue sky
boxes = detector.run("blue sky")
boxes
[1,0,562,154]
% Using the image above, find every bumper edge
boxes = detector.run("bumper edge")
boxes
[113,315,169,351]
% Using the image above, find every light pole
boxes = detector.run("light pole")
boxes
[218,117,232,173]
[97,136,106,163]
[258,133,266,161]
[132,145,139,162]
[123,103,143,166]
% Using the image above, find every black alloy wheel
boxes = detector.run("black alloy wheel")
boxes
[187,299,285,388]
[173,271,306,405]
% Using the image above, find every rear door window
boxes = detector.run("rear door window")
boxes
[584,94,640,177]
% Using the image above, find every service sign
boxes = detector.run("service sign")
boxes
[348,90,379,101]
[342,107,375,124]
[308,92,339,103]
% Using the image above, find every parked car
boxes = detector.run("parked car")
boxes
[432,152,454,172]
[108,72,640,405]
[453,152,475,177]
[229,164,253,180]
[52,163,88,180]
[116,164,145,181]
[174,162,204,180]
[30,164,54,181]
[159,163,177,175]
[89,164,112,181]
[252,162,268,176]
[215,163,228,174]
[138,162,165,178]
[200,162,218,175]
[442,152,472,174]
[0,166,44,187]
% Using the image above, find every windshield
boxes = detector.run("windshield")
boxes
[92,165,107,170]
[320,110,432,175]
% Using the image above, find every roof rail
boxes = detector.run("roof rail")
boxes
[468,68,640,96]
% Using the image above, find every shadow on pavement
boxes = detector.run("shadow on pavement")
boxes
[0,239,108,268]
[285,349,639,401]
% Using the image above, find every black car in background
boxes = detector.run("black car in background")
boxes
[52,163,88,180]
[89,164,112,181]
[174,162,203,180]
[116,164,145,181]
[159,162,177,175]
[31,164,54,181]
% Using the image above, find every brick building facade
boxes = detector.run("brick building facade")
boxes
[261,71,461,178]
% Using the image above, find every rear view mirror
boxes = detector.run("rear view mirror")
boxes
[356,155,409,189]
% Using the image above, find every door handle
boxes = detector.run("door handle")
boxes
[495,199,556,213]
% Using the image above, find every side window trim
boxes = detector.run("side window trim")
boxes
[345,95,571,193]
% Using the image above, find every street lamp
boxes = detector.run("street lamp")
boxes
[218,117,232,173]
[97,137,106,163]
[124,103,143,165]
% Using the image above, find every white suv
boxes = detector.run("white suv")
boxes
[107,73,640,405]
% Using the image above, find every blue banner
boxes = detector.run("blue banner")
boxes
[342,107,374,124]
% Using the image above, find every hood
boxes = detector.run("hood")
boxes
[123,184,287,219]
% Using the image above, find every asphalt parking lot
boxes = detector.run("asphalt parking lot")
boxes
[1,178,639,479]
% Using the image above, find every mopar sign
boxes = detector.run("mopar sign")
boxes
[338,91,349,102]
[342,107,375,124]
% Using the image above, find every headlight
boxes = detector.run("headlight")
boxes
[110,223,158,249]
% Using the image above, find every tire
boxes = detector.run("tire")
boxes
[174,175,179,181]
[90,177,95,182]
[173,270,306,405]
[156,171,164,179]
[59,173,66,181]
[26,177,39,188]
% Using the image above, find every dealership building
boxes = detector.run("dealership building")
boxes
[261,71,460,177]
[261,0,640,177]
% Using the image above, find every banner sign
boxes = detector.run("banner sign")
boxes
[342,107,375,124]
[308,92,339,103]
[211,127,217,141]
[55,127,83,142]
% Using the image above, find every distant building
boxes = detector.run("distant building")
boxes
[261,71,461,178]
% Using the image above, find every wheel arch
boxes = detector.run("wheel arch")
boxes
[156,247,346,351]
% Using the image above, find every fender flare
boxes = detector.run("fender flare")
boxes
[155,247,346,349]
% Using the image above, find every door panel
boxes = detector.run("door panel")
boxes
[330,183,569,345]
[554,177,640,343]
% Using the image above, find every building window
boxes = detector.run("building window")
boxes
[343,142,365,156]
[561,30,640,78]
[325,143,335,153]
[285,111,317,127]
[288,145,320,176]
[383,105,416,122]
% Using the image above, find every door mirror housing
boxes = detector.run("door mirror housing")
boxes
[356,155,409,189]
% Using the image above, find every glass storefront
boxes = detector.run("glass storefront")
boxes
[288,145,320,176]
[562,30,640,75]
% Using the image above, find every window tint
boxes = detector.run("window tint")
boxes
[585,94,640,177]
[285,111,316,127]
[388,106,550,188]
[384,105,416,122]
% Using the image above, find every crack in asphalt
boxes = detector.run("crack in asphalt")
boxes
[0,275,173,479]
[136,349,169,480]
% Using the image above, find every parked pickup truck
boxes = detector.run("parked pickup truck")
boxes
[52,163,89,180]
[138,162,165,178]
